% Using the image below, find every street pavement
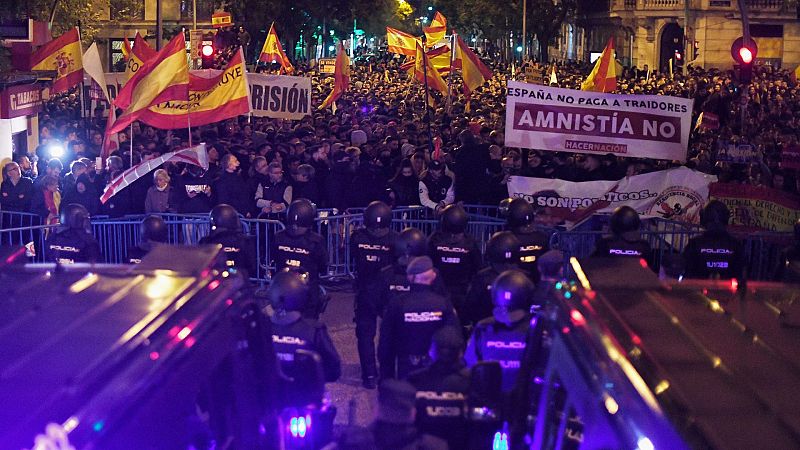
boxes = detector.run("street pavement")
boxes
[320,286,378,428]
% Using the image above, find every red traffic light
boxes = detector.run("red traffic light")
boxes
[731,36,758,65]
[201,44,214,57]
[738,47,753,64]
[674,50,682,60]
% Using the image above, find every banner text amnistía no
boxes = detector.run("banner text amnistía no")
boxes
[102,72,313,121]
[507,167,717,225]
[504,81,694,162]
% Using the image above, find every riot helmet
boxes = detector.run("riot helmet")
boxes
[485,231,520,266]
[269,269,310,313]
[210,204,241,232]
[286,199,316,232]
[610,206,641,238]
[491,270,534,324]
[498,198,514,219]
[395,227,427,264]
[700,200,730,231]
[440,204,468,234]
[141,215,168,243]
[59,203,91,230]
[507,198,535,230]
[364,200,392,232]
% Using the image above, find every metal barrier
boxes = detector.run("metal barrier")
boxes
[551,228,793,281]
[242,217,286,282]
[0,223,57,263]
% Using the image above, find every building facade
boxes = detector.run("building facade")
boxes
[550,0,800,72]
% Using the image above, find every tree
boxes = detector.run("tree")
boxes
[525,0,576,62]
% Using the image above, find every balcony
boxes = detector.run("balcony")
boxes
[611,0,785,11]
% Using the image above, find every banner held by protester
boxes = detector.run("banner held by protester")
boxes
[248,73,312,120]
[507,167,716,226]
[710,183,800,232]
[505,81,694,161]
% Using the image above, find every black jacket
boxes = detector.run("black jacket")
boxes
[270,312,341,383]
[683,229,744,279]
[0,177,34,212]
[45,228,102,264]
[214,170,252,216]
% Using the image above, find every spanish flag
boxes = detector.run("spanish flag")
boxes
[319,42,350,110]
[424,12,447,46]
[414,42,448,95]
[387,27,419,57]
[581,37,616,92]
[123,32,157,80]
[259,23,294,74]
[454,34,492,98]
[29,27,83,94]
[139,48,251,129]
[399,45,451,75]
[108,33,189,134]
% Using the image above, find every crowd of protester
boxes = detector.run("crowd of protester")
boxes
[4,50,800,226]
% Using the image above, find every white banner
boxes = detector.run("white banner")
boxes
[505,81,694,162]
[246,73,312,120]
[102,72,312,121]
[507,167,717,225]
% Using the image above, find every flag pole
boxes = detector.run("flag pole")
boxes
[446,32,456,115]
[129,123,133,167]
[420,34,434,155]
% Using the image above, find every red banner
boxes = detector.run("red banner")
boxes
[709,182,800,232]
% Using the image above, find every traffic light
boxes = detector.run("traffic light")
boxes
[731,36,758,84]
[201,42,215,69]
[693,40,699,61]
[674,49,683,67]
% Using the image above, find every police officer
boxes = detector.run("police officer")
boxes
[465,270,533,393]
[506,198,549,283]
[350,201,399,388]
[683,200,744,279]
[126,215,168,264]
[407,326,470,450]
[592,206,652,261]
[199,204,257,276]
[428,204,481,315]
[45,203,101,264]
[464,231,521,329]
[267,269,341,383]
[272,199,328,318]
[378,256,459,380]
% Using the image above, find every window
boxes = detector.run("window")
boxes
[109,39,126,72]
[181,0,214,21]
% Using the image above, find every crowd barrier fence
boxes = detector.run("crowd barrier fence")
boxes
[1,207,793,283]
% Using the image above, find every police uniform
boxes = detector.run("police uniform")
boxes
[592,236,653,260]
[464,267,502,327]
[125,244,150,264]
[465,316,530,393]
[199,229,257,276]
[378,263,451,315]
[683,230,744,279]
[407,362,470,449]
[45,228,101,264]
[270,314,341,383]
[350,226,399,383]
[427,231,482,313]
[378,284,459,380]
[272,229,328,315]
[513,230,550,282]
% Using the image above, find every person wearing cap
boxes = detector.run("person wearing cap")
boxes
[370,380,448,450]
[465,270,533,393]
[407,326,470,450]
[378,256,459,380]
[418,160,454,213]
[350,201,400,389]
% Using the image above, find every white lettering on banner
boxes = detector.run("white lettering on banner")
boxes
[507,167,717,225]
[504,81,694,162]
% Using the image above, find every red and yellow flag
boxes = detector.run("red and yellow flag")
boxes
[400,45,451,75]
[581,37,617,92]
[424,12,447,46]
[139,49,250,129]
[319,42,350,110]
[414,42,448,95]
[108,33,189,134]
[259,23,294,74]
[387,27,419,57]
[454,34,492,98]
[29,27,83,94]
[123,32,157,80]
